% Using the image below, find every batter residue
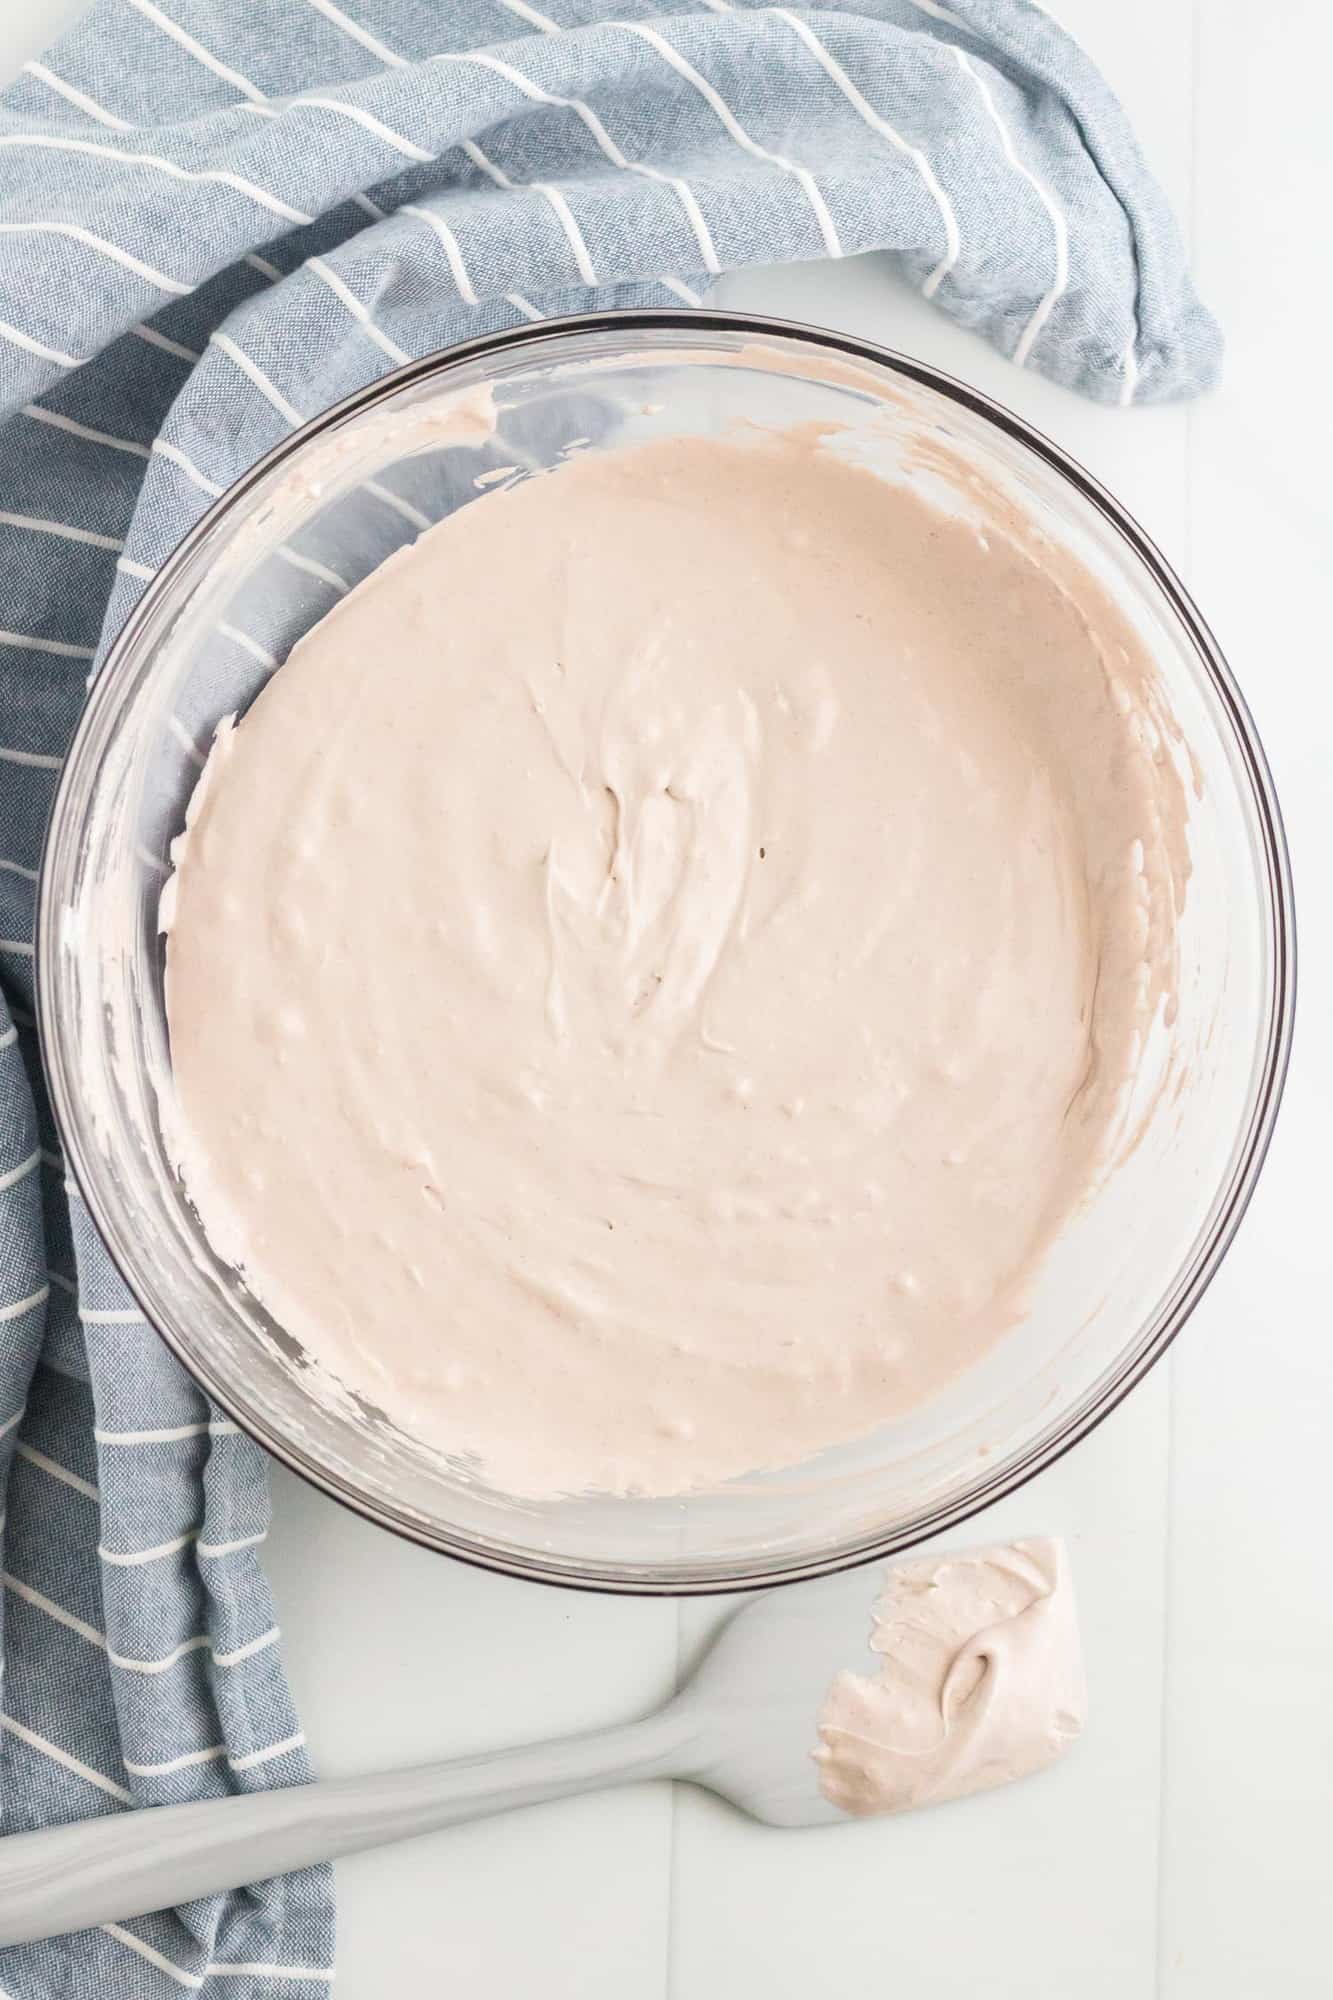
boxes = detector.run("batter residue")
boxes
[163,421,1188,1497]
[814,1539,1085,1815]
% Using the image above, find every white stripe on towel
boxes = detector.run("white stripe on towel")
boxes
[275,546,349,594]
[437,117,655,305]
[0,318,85,368]
[229,1730,305,1770]
[102,1923,205,1990]
[307,256,409,364]
[774,10,957,294]
[24,404,151,457]
[494,0,560,30]
[14,1441,99,1500]
[0,221,191,296]
[206,1967,333,1984]
[197,1529,268,1557]
[3,1570,279,1673]
[127,1729,305,1775]
[23,60,134,130]
[0,630,95,659]
[365,481,432,531]
[124,1743,228,1775]
[218,623,276,667]
[0,1285,47,1322]
[461,137,511,189]
[3,1571,106,1645]
[95,1420,240,1443]
[211,331,303,424]
[295,96,433,164]
[454,48,722,275]
[534,181,598,284]
[902,0,969,28]
[0,1149,39,1192]
[2,1711,134,1803]
[168,716,206,768]
[954,50,1067,363]
[99,1529,198,1566]
[131,323,200,363]
[305,0,404,63]
[401,204,480,305]
[623,20,842,260]
[125,0,268,105]
[153,438,224,496]
[0,510,123,551]
[0,136,313,226]
[213,1625,281,1666]
[110,1634,213,1674]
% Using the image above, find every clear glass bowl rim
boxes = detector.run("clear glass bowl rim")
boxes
[37,308,1297,1597]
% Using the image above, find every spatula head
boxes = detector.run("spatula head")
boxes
[674,1563,884,1828]
[672,1539,1083,1830]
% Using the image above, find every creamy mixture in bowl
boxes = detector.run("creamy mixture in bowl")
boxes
[162,411,1189,1499]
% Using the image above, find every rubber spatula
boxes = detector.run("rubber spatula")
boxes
[0,1556,1054,1946]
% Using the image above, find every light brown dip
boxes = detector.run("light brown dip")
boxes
[163,421,1189,1497]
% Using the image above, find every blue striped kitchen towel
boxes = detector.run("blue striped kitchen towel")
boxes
[0,0,1215,1993]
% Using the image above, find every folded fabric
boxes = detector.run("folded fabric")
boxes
[0,1,1216,1993]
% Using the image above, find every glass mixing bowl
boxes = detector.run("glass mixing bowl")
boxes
[38,312,1294,1594]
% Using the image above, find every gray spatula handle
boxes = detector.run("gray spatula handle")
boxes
[0,1711,690,1948]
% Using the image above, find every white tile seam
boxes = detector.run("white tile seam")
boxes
[1154,1357,1179,1999]
[664,1598,683,2000]
[1156,11,1201,1994]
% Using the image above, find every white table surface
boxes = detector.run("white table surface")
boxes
[5,2,1330,1992]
